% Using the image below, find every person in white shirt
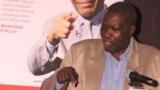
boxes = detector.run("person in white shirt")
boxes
[27,0,107,75]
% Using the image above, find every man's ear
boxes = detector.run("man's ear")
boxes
[129,25,136,36]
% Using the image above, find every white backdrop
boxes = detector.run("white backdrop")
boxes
[0,0,123,87]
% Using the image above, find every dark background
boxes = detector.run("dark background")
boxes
[124,0,160,49]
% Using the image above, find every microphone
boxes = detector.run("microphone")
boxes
[128,71,159,87]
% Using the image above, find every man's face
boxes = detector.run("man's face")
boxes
[71,0,104,19]
[101,12,133,54]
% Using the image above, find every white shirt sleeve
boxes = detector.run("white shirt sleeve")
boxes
[46,39,59,55]
[55,78,65,90]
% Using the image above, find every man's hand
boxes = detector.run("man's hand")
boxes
[47,12,77,45]
[56,67,79,87]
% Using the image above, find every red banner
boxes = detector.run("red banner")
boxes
[0,84,39,90]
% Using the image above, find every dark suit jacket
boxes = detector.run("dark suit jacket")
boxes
[41,37,160,90]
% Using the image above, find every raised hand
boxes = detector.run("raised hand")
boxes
[47,12,77,45]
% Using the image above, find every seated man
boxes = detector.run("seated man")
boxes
[40,2,160,90]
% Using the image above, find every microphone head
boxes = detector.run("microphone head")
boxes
[127,70,159,87]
